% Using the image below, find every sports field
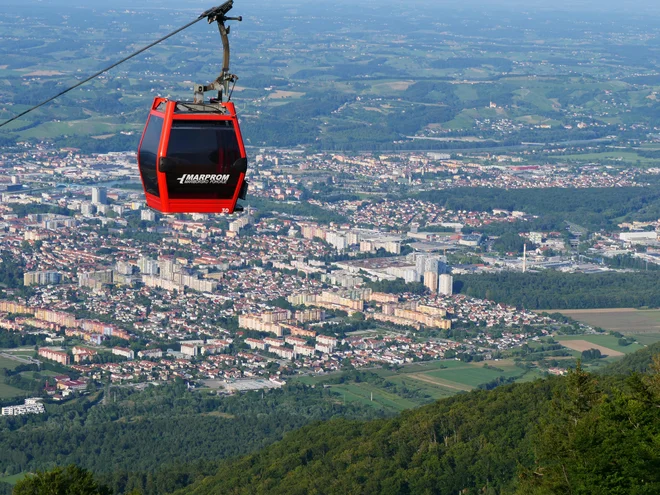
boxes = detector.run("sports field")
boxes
[0,355,21,398]
[0,352,45,399]
[0,383,25,399]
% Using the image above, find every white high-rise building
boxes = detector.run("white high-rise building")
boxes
[138,256,160,275]
[415,254,428,276]
[415,255,447,278]
[91,187,107,205]
[115,261,133,276]
[326,231,347,251]
[439,274,453,296]
[141,209,156,221]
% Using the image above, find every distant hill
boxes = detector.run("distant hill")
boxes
[179,379,554,494]
[174,352,660,495]
[599,341,660,375]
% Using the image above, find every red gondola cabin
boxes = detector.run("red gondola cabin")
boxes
[137,97,248,214]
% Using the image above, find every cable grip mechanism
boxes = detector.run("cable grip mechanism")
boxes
[194,0,242,105]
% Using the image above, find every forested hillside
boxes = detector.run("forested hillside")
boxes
[174,357,660,495]
[10,349,659,494]
[0,383,384,495]
[454,271,660,309]
[417,186,660,230]
[599,341,660,375]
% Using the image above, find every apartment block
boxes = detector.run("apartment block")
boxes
[38,347,70,365]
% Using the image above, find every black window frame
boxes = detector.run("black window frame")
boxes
[137,114,164,197]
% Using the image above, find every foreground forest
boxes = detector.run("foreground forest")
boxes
[174,351,660,494]
[12,344,660,494]
[0,385,385,495]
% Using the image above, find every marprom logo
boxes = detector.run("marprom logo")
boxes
[177,174,231,185]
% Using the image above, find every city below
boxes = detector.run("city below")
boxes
[1,142,651,413]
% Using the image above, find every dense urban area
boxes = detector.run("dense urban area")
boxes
[0,143,655,407]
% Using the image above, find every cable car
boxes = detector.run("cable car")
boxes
[137,1,247,214]
[138,98,247,214]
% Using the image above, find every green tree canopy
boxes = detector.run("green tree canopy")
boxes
[14,465,112,495]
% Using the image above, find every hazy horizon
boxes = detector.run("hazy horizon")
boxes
[3,0,660,15]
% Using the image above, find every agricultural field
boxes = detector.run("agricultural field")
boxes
[0,473,26,486]
[631,333,660,345]
[327,382,420,412]
[555,309,660,344]
[556,334,645,355]
[0,356,19,370]
[423,362,526,388]
[0,383,25,400]
[557,339,624,358]
[294,359,539,413]
[383,375,458,400]
[557,151,656,166]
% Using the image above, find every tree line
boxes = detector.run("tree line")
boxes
[418,186,660,231]
[454,271,660,309]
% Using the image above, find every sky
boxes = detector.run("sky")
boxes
[4,0,660,12]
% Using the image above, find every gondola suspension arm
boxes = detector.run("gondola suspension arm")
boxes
[194,1,242,104]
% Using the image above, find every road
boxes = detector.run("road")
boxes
[0,352,40,365]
